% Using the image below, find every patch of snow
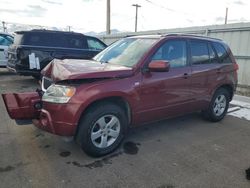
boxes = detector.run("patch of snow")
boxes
[228,106,241,113]
[228,108,250,121]
[230,100,250,109]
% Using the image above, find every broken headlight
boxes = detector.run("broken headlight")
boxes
[42,84,76,104]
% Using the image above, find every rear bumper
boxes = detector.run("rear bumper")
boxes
[7,60,40,76]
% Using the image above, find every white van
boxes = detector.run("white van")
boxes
[0,33,13,67]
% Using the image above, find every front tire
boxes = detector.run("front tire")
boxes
[202,88,230,122]
[76,102,128,157]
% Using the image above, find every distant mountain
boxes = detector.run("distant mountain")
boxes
[4,23,64,34]
[2,22,123,36]
[84,29,122,36]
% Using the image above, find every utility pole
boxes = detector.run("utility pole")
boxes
[2,21,6,32]
[68,26,71,31]
[132,4,141,32]
[225,7,228,24]
[106,0,111,35]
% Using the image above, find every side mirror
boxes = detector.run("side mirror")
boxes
[148,60,170,72]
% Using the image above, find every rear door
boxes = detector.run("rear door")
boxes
[212,42,236,82]
[188,39,222,111]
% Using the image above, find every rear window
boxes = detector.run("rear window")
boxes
[213,42,232,64]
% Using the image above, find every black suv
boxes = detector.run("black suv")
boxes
[7,30,107,78]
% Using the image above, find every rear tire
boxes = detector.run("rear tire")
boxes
[202,88,230,122]
[76,102,128,157]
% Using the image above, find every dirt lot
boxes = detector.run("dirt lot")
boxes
[1,68,250,188]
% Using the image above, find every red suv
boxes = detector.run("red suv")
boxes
[2,34,238,157]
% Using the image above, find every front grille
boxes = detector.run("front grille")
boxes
[42,77,52,91]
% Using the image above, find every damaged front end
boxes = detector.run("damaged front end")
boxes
[2,87,79,136]
[2,59,134,136]
[2,90,42,125]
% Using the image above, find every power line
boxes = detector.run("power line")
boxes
[144,0,174,12]
[140,13,148,31]
[113,17,134,27]
[143,0,192,16]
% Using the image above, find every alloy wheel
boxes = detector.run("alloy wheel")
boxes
[91,115,121,148]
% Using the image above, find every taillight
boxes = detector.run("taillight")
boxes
[234,63,239,71]
[233,63,238,80]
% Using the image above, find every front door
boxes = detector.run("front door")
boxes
[136,39,192,123]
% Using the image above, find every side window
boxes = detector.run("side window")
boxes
[151,40,187,68]
[50,34,67,47]
[25,33,51,46]
[27,35,40,45]
[87,38,106,50]
[67,36,87,49]
[213,42,232,64]
[190,40,210,65]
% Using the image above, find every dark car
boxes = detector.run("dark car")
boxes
[7,29,107,78]
[2,34,238,157]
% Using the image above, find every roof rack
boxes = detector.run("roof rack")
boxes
[162,33,222,41]
[15,29,84,35]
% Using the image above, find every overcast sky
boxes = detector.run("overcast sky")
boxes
[0,0,250,33]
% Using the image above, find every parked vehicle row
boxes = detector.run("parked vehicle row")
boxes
[6,29,107,79]
[2,34,238,157]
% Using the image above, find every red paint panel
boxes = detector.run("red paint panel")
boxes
[2,92,41,119]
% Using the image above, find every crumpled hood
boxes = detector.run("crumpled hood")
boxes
[42,59,134,82]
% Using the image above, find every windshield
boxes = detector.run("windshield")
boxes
[93,38,158,67]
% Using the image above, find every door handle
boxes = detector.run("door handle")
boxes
[183,73,189,79]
